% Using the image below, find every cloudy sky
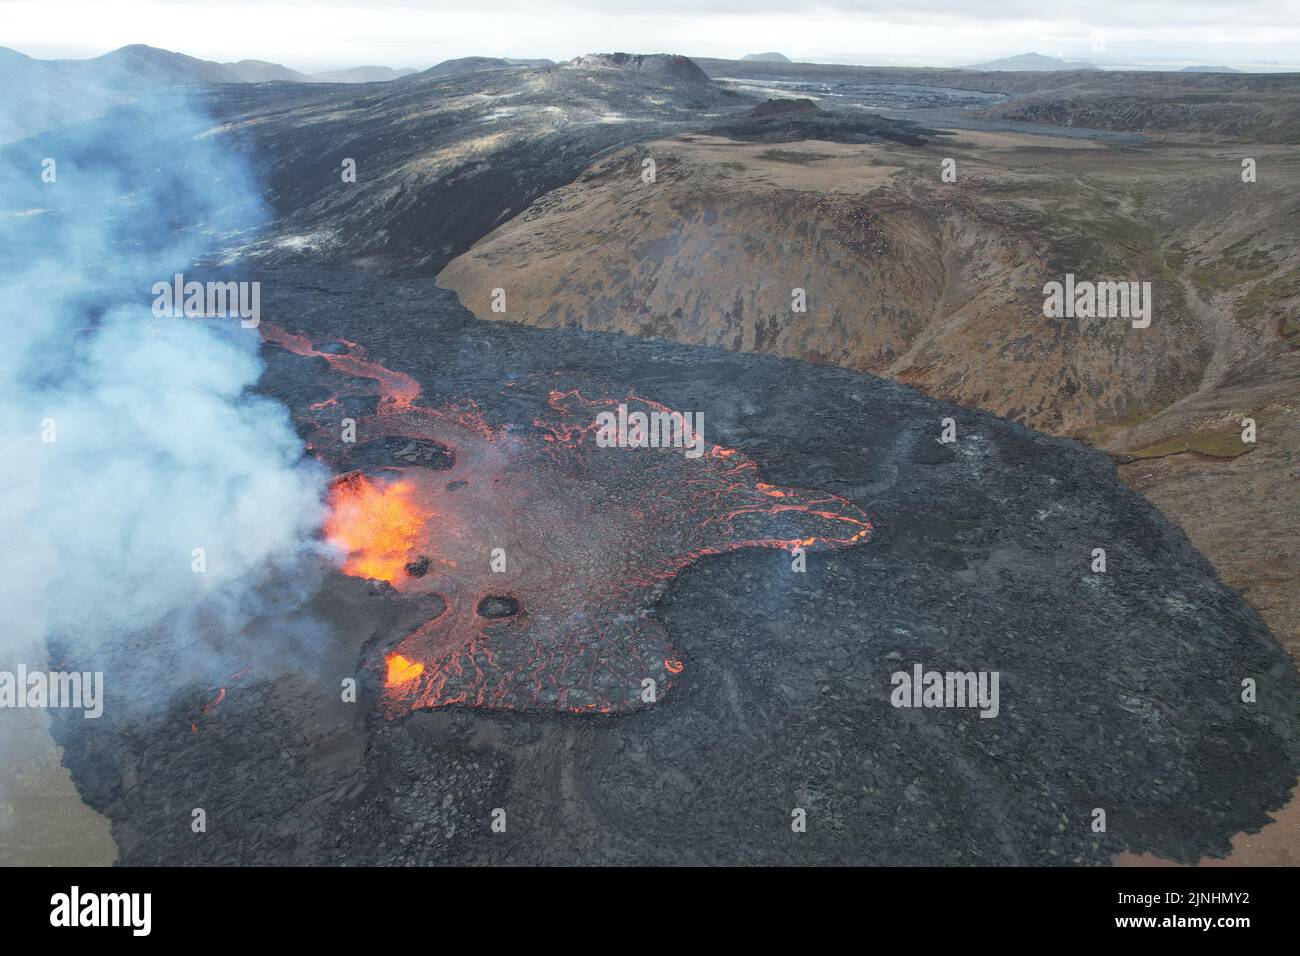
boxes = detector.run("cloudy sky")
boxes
[4,0,1299,71]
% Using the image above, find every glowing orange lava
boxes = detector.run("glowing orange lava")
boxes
[325,473,427,583]
[385,653,425,687]
[265,323,874,715]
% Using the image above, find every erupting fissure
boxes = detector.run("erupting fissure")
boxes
[325,473,430,583]
[385,653,425,686]
[262,324,873,715]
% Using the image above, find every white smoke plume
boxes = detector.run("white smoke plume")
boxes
[0,87,329,702]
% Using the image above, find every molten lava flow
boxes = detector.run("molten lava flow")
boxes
[188,666,252,734]
[264,323,874,716]
[261,325,420,409]
[325,473,428,583]
[201,687,226,715]
[385,653,425,686]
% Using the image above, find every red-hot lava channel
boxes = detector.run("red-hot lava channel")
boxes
[189,665,252,732]
[262,325,872,715]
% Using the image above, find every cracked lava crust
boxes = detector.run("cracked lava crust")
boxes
[264,325,871,715]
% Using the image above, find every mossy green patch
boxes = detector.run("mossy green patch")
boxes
[1082,392,1185,447]
[755,149,837,164]
[1127,424,1258,459]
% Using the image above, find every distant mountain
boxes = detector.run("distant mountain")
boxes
[1180,65,1243,73]
[310,66,418,83]
[221,59,312,83]
[742,52,792,63]
[565,53,712,84]
[26,44,428,89]
[418,56,524,79]
[0,46,132,144]
[968,52,1099,72]
[51,43,241,86]
[0,44,436,143]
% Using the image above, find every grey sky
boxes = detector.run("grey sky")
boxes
[4,0,1299,71]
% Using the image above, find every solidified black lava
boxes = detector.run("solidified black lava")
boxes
[340,394,380,418]
[189,59,745,277]
[748,97,821,118]
[706,98,935,145]
[49,268,1300,867]
[475,595,520,619]
[351,436,455,470]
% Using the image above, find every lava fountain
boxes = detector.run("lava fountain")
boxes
[324,473,430,583]
[263,325,873,716]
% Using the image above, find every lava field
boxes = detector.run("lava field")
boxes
[49,269,1300,865]
[264,322,870,715]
